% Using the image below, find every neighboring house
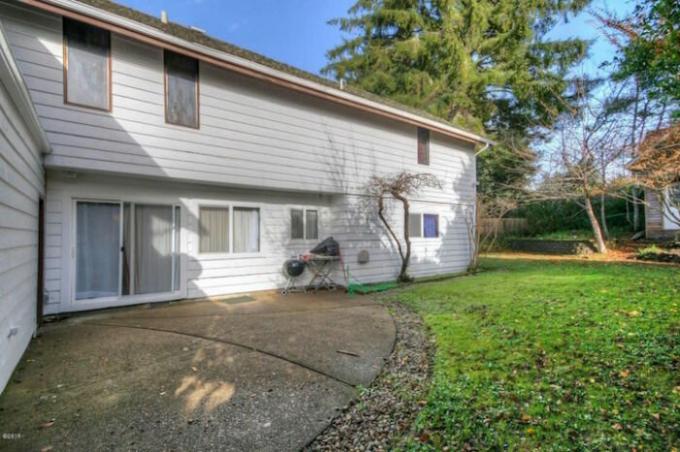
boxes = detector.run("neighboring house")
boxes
[0,0,489,391]
[643,187,680,239]
[629,125,680,239]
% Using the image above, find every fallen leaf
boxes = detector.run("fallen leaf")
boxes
[612,423,623,431]
[619,369,630,378]
[39,420,55,429]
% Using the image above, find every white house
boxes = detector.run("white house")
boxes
[644,187,680,239]
[0,0,490,391]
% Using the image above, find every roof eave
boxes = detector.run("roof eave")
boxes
[22,0,490,146]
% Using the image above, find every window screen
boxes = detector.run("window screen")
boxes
[417,128,430,165]
[291,209,304,239]
[233,207,259,253]
[165,50,199,128]
[305,210,318,239]
[423,214,439,238]
[199,207,229,253]
[64,19,110,110]
[408,213,422,237]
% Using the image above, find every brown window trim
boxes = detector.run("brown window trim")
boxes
[62,18,112,112]
[417,127,430,165]
[163,50,200,129]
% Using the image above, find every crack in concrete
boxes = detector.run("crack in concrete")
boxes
[94,302,380,322]
[88,321,358,388]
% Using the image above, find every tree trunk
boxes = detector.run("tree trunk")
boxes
[584,196,607,253]
[632,187,640,232]
[600,192,609,239]
[393,192,412,282]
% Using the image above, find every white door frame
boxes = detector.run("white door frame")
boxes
[70,198,185,311]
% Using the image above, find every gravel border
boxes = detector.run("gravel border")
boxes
[305,299,434,451]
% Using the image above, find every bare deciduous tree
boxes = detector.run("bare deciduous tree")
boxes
[536,82,630,253]
[366,172,441,282]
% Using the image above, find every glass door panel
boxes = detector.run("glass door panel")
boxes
[75,202,121,300]
[133,204,174,294]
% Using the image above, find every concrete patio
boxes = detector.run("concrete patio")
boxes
[0,292,396,451]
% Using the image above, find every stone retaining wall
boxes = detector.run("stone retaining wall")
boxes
[509,239,596,255]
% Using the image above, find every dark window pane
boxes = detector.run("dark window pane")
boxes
[291,209,304,239]
[165,51,198,127]
[408,213,422,237]
[423,214,439,238]
[64,19,110,110]
[305,210,318,239]
[417,127,430,165]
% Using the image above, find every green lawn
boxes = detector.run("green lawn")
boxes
[394,258,679,450]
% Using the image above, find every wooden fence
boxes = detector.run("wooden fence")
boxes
[478,218,528,237]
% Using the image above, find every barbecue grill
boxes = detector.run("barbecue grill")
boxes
[280,237,342,295]
[281,258,306,295]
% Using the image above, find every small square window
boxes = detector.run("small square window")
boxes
[291,208,319,239]
[423,214,439,238]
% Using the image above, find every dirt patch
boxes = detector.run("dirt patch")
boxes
[306,301,433,451]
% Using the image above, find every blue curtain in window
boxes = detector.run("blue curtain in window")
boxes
[423,214,439,238]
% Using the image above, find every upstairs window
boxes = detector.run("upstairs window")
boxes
[63,19,111,110]
[417,127,430,165]
[164,50,199,128]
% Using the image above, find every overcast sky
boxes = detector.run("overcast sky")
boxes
[116,0,635,79]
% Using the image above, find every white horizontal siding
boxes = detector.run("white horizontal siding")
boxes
[43,173,336,313]
[1,1,478,319]
[0,70,44,392]
[1,2,476,203]
[330,196,474,284]
[44,171,474,314]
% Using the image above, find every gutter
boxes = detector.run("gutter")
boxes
[474,141,493,156]
[21,0,492,146]
[0,18,50,153]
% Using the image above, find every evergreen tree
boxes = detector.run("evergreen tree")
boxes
[597,0,679,113]
[325,0,591,197]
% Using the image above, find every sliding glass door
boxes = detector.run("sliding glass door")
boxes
[76,202,121,300]
[76,201,180,301]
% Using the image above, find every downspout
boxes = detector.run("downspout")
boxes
[474,141,492,156]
